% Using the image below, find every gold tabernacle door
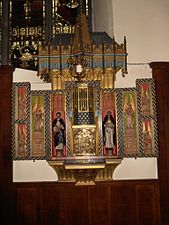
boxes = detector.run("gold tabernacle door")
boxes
[72,124,97,156]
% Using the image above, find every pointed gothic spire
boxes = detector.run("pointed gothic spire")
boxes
[72,0,91,53]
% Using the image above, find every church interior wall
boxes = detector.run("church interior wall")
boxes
[94,0,169,61]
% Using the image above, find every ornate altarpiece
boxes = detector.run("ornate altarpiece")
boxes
[12,77,158,185]
[11,1,158,185]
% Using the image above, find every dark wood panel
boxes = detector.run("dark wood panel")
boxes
[39,185,62,225]
[16,187,37,225]
[13,180,160,225]
[39,184,88,225]
[111,183,136,225]
[61,185,88,225]
[136,185,156,225]
[89,183,112,225]
[150,62,169,225]
[0,66,13,184]
[0,66,14,225]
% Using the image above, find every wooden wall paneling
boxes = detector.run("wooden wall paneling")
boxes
[111,183,136,225]
[88,182,112,225]
[13,180,160,225]
[15,187,38,225]
[135,184,159,225]
[39,183,89,225]
[0,66,14,225]
[150,62,169,225]
[39,185,62,225]
[61,184,89,225]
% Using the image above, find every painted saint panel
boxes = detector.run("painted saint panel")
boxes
[17,87,27,119]
[51,93,66,158]
[15,123,27,157]
[122,90,139,155]
[140,82,152,116]
[142,119,154,155]
[12,83,30,159]
[31,95,45,157]
[136,78,158,157]
[102,91,117,156]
